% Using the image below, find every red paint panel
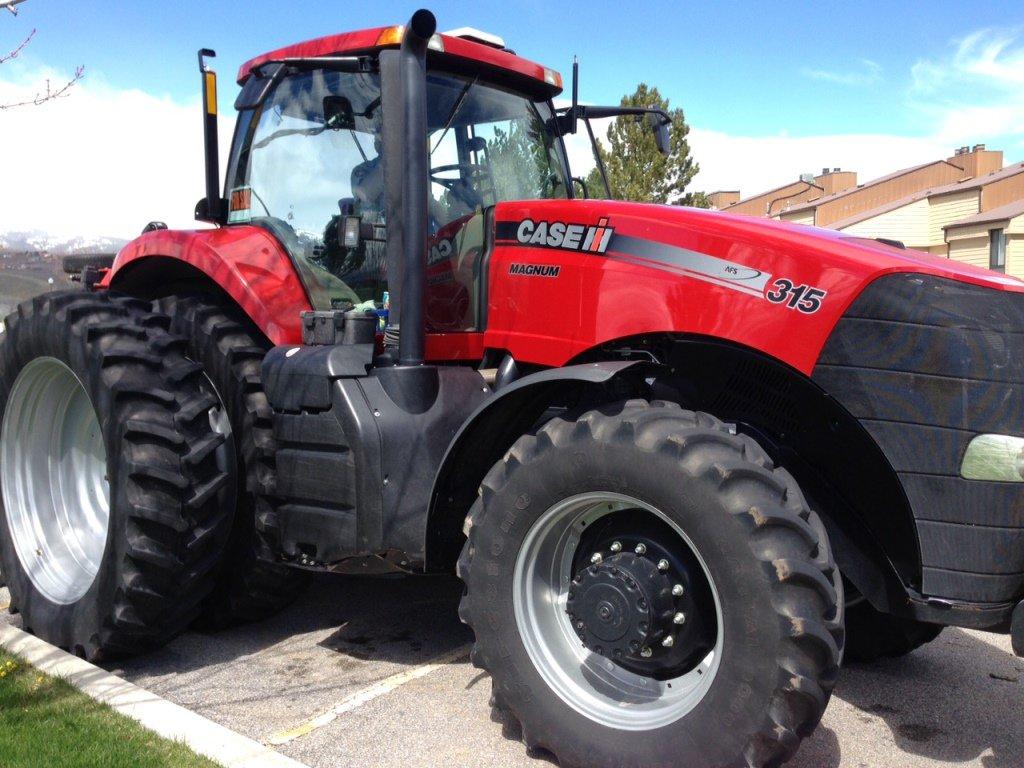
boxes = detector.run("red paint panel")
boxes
[485,200,1024,375]
[238,28,558,93]
[101,226,311,346]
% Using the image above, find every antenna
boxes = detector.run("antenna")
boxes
[571,56,579,134]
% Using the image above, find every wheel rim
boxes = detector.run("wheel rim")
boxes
[1,357,110,604]
[513,492,723,731]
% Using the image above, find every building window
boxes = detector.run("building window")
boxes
[990,229,1006,273]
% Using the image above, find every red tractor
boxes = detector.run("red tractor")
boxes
[2,10,1023,767]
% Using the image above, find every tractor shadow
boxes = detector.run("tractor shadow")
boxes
[103,573,473,704]
[791,627,1023,768]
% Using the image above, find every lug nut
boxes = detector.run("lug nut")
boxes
[662,635,675,648]
[640,647,653,658]
[672,584,685,597]
[635,543,647,555]
[591,552,603,564]
[673,612,686,625]
[657,559,669,572]
[610,541,622,553]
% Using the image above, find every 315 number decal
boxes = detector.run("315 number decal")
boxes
[765,278,827,313]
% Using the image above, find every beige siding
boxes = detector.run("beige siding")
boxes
[927,190,980,246]
[945,222,997,242]
[1007,213,1024,236]
[949,235,990,269]
[1007,235,1024,280]
[838,197,929,246]
[778,209,815,226]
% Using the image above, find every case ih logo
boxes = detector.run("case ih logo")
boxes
[509,263,561,277]
[516,218,614,254]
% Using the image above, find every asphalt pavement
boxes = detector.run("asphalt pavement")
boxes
[1,576,1021,768]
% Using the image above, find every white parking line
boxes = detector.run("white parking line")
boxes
[268,644,472,746]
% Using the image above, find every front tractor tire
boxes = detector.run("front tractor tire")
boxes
[0,292,233,659]
[458,400,844,768]
[160,295,305,628]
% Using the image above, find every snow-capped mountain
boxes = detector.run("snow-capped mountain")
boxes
[0,230,127,255]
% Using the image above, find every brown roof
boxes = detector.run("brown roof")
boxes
[944,198,1024,229]
[828,162,1024,230]
[780,159,956,215]
[724,179,821,209]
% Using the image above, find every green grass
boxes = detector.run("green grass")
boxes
[0,270,55,302]
[0,649,222,768]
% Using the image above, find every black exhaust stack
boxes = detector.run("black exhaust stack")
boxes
[195,48,225,224]
[380,9,436,366]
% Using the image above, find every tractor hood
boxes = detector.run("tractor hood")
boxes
[487,199,1024,373]
[495,199,1024,294]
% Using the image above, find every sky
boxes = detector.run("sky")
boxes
[1,0,1023,238]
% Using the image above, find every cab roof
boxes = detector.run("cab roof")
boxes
[237,25,563,96]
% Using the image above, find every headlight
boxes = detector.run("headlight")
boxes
[961,434,1024,481]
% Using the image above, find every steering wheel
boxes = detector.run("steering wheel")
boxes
[430,162,492,209]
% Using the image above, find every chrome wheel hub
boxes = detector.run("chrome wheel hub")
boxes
[513,492,723,731]
[1,357,110,604]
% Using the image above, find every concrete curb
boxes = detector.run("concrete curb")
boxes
[0,624,309,768]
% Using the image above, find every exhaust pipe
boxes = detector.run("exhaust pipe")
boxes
[380,9,436,366]
[195,48,224,224]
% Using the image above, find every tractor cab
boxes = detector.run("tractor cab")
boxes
[213,21,574,333]
[197,15,668,346]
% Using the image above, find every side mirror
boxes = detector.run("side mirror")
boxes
[646,112,671,156]
[324,96,356,130]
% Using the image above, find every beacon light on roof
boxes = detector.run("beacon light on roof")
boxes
[376,25,445,51]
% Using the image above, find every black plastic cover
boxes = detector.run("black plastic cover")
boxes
[814,273,1024,603]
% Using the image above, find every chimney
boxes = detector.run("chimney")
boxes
[708,190,741,209]
[948,145,1003,177]
[814,168,857,195]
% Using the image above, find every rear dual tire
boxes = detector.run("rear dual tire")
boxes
[160,295,304,627]
[0,292,233,658]
[458,400,844,768]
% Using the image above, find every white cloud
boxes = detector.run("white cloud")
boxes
[687,129,949,195]
[911,27,1024,144]
[802,59,882,87]
[0,63,234,240]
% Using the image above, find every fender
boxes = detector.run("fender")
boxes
[425,360,650,570]
[100,226,311,345]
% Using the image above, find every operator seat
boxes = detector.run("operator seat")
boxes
[351,155,385,219]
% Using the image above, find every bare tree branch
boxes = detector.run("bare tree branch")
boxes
[1,26,34,63]
[0,0,30,16]
[2,2,85,109]
[0,64,84,109]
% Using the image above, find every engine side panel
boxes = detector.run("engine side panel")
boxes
[101,226,311,346]
[484,200,1024,374]
[813,273,1024,604]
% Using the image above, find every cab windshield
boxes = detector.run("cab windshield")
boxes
[226,66,570,317]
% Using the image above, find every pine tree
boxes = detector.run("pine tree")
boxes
[588,83,707,207]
